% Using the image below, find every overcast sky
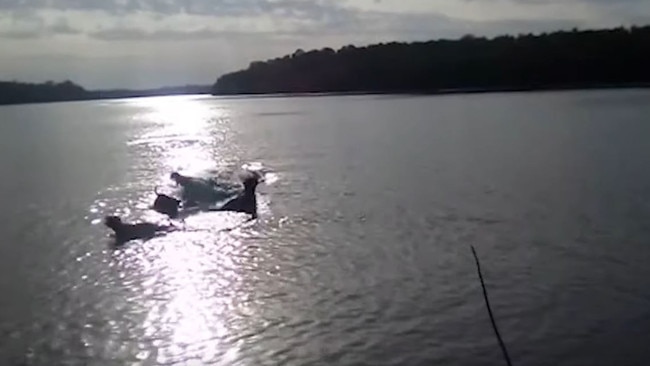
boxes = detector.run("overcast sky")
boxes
[0,0,647,89]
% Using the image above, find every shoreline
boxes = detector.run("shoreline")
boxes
[2,83,649,107]
[209,83,650,99]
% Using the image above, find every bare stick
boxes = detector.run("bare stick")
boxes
[471,245,513,366]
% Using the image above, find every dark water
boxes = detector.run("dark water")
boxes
[1,90,650,366]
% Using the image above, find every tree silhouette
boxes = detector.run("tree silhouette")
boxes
[212,25,650,95]
[0,80,90,105]
[0,81,211,105]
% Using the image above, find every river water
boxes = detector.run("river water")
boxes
[1,90,650,365]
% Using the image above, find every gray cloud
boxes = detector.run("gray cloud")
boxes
[258,9,585,38]
[0,0,351,21]
[89,27,273,41]
[0,15,80,38]
[1,0,646,42]
[0,0,595,42]
[464,0,647,3]
[83,9,586,43]
[0,29,40,39]
[464,0,650,18]
[48,18,80,34]
[0,0,361,43]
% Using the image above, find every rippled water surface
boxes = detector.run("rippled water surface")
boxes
[1,90,650,365]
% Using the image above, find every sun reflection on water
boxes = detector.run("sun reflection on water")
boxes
[129,95,231,177]
[113,96,254,364]
[144,236,238,364]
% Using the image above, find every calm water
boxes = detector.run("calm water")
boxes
[1,90,650,366]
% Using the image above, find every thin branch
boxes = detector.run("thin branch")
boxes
[471,245,513,366]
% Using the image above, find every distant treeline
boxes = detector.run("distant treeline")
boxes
[0,80,90,105]
[94,85,211,99]
[0,81,211,106]
[212,25,650,95]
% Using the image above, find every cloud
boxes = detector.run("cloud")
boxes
[89,27,274,41]
[1,0,645,42]
[482,0,647,3]
[0,11,81,38]
[0,1,364,41]
[47,18,81,34]
[460,0,650,23]
[76,5,586,43]
[0,0,352,20]
[0,29,40,39]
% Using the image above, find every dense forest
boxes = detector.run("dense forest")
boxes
[0,81,211,105]
[212,25,650,95]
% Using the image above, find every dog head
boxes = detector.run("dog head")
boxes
[242,173,261,194]
[170,172,191,186]
[104,215,123,231]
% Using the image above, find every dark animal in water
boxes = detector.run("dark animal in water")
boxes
[215,174,260,219]
[170,172,191,186]
[170,172,217,188]
[104,215,175,244]
[153,186,181,219]
[170,172,221,206]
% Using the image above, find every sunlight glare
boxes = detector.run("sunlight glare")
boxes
[122,96,251,363]
[131,95,228,176]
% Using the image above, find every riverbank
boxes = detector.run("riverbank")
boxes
[2,82,649,107]
[208,82,650,99]
[0,82,211,106]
